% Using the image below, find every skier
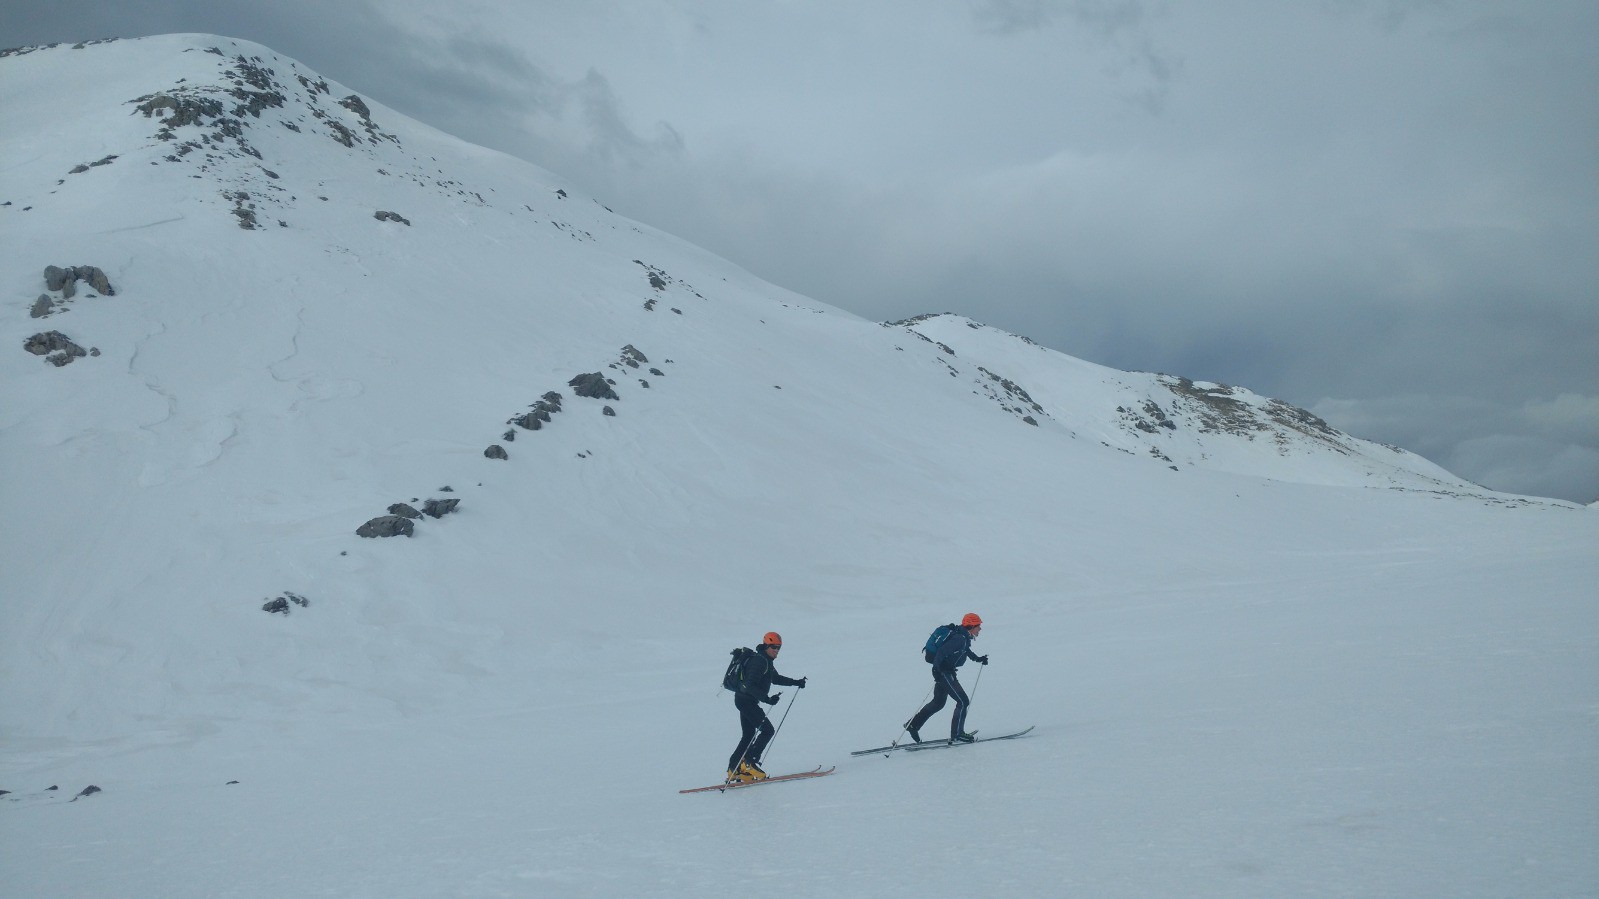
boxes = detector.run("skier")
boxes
[905,613,988,744]
[726,632,807,783]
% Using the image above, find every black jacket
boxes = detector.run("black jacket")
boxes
[735,647,802,699]
[931,627,981,672]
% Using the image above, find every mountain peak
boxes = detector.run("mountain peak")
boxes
[1,34,1520,508]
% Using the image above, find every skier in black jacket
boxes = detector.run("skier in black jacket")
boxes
[727,631,807,783]
[906,613,988,744]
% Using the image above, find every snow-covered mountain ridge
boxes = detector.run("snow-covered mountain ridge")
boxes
[894,312,1480,491]
[3,35,1594,898]
[3,34,1500,500]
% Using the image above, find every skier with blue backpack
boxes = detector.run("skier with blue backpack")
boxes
[723,631,807,783]
[905,613,988,744]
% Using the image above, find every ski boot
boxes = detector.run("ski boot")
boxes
[904,719,923,743]
[726,767,753,784]
[739,759,769,781]
[950,731,977,744]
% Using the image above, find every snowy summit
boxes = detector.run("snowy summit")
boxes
[2,35,1595,897]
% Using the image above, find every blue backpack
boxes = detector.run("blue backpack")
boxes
[923,624,958,664]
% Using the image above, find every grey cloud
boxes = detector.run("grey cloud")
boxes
[969,0,1178,111]
[1524,395,1599,445]
[971,0,1150,37]
[1449,436,1599,503]
[1311,394,1599,502]
[571,69,685,165]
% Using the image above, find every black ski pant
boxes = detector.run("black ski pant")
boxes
[908,666,971,740]
[728,692,775,771]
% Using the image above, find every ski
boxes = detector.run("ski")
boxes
[849,730,980,756]
[679,766,836,794]
[902,726,1034,751]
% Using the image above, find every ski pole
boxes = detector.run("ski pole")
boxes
[728,691,792,785]
[764,690,799,764]
[970,662,984,702]
[751,681,796,767]
[888,685,935,753]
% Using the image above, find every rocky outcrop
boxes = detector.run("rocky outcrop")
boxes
[568,372,619,401]
[261,591,310,614]
[357,493,459,536]
[511,393,563,431]
[24,331,92,366]
[43,265,114,297]
[356,515,414,538]
[422,498,459,518]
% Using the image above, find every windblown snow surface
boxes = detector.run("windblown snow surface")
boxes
[1,35,1595,898]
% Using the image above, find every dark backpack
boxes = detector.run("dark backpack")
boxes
[923,624,958,664]
[722,647,756,691]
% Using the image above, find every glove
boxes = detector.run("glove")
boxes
[763,693,781,706]
[978,655,989,665]
[795,677,808,689]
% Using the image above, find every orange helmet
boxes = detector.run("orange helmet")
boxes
[962,613,983,628]
[763,631,783,647]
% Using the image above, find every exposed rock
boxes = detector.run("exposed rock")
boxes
[374,210,411,225]
[339,95,371,119]
[568,372,619,400]
[262,591,310,614]
[30,295,55,318]
[357,515,414,538]
[68,155,117,175]
[484,444,508,460]
[70,786,101,801]
[422,498,460,518]
[24,331,87,365]
[39,263,112,299]
[387,503,422,519]
[602,406,616,417]
[230,193,259,229]
[74,265,113,294]
[327,120,356,147]
[134,92,225,129]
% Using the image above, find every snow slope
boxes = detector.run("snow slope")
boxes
[2,35,1595,897]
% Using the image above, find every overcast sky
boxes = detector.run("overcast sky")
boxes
[6,1,1597,502]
